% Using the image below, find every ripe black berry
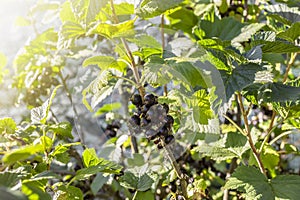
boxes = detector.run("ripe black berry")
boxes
[144,93,157,107]
[141,117,151,127]
[130,115,140,126]
[158,125,169,137]
[145,129,157,140]
[111,120,121,129]
[165,115,174,125]
[157,143,163,149]
[105,129,116,137]
[162,103,169,113]
[153,138,160,144]
[169,183,177,193]
[131,94,143,107]
[165,135,174,144]
[141,105,150,114]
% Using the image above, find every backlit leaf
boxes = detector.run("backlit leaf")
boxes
[0,117,17,135]
[136,0,183,18]
[2,144,44,165]
[224,166,273,200]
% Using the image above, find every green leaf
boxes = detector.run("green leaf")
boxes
[2,144,44,165]
[265,3,300,25]
[60,0,108,25]
[22,180,51,200]
[260,41,300,53]
[70,155,122,183]
[94,102,121,116]
[192,143,238,161]
[0,187,27,200]
[127,153,145,167]
[135,190,154,200]
[119,171,154,191]
[187,90,213,124]
[89,19,135,39]
[225,132,248,148]
[257,82,300,103]
[136,0,183,18]
[232,23,265,44]
[166,6,198,36]
[59,21,85,39]
[198,17,244,41]
[82,70,117,111]
[40,135,53,152]
[54,185,83,200]
[91,173,109,195]
[101,2,134,18]
[30,171,60,181]
[222,63,264,101]
[49,122,73,139]
[277,22,300,42]
[31,85,62,124]
[0,117,17,135]
[83,55,126,72]
[224,166,274,200]
[0,172,19,187]
[249,143,279,171]
[271,175,300,199]
[60,1,77,23]
[82,148,101,167]
[50,142,80,163]
[126,34,162,50]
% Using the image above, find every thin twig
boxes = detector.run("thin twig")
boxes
[283,53,297,82]
[163,142,188,199]
[110,0,145,98]
[109,0,140,154]
[58,71,84,144]
[161,14,168,96]
[237,93,266,175]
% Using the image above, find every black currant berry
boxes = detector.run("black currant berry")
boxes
[153,138,160,144]
[157,143,163,149]
[141,117,151,127]
[165,115,174,125]
[169,183,177,193]
[141,105,150,114]
[130,115,140,126]
[111,120,121,129]
[145,129,157,140]
[105,129,116,137]
[162,103,169,113]
[144,93,157,107]
[158,125,169,137]
[131,94,143,107]
[165,135,174,144]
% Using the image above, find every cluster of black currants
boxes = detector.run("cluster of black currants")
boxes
[104,120,121,138]
[24,67,59,107]
[129,93,175,149]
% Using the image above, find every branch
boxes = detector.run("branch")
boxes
[283,52,297,82]
[109,0,141,154]
[109,0,145,98]
[237,93,266,176]
[161,139,188,199]
[58,71,85,144]
[161,14,168,96]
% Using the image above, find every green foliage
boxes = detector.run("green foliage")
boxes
[2,0,300,199]
[225,166,300,200]
[136,0,183,18]
[119,169,154,191]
